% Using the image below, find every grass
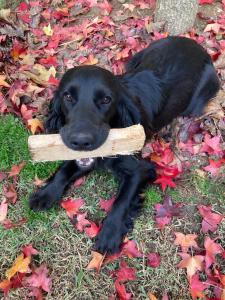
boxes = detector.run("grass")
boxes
[0,0,21,9]
[0,114,224,299]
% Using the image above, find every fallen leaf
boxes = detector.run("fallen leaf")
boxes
[114,260,136,282]
[204,236,223,269]
[0,279,11,296]
[84,221,101,238]
[121,239,143,258]
[0,198,8,223]
[115,279,132,300]
[3,184,17,204]
[174,232,199,253]
[74,176,86,187]
[189,273,207,299]
[6,254,31,280]
[75,212,91,232]
[197,205,224,233]
[203,159,225,177]
[27,118,44,134]
[25,264,52,293]
[99,196,116,212]
[87,251,105,273]
[147,253,161,268]
[22,64,56,86]
[22,244,39,257]
[148,292,158,300]
[8,161,25,177]
[177,253,204,280]
[61,198,85,218]
[43,24,53,36]
[0,75,10,88]
[2,218,27,229]
[199,0,214,4]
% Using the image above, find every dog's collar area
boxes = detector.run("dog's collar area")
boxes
[76,158,95,168]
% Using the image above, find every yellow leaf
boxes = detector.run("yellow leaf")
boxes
[20,53,35,66]
[147,292,158,300]
[43,24,53,36]
[6,254,31,280]
[22,64,56,86]
[28,118,44,134]
[0,8,11,22]
[0,75,10,88]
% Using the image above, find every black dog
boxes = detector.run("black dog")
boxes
[29,37,219,254]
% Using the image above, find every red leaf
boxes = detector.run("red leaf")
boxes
[177,253,204,280]
[203,159,225,177]
[200,134,222,155]
[99,196,116,212]
[22,244,39,257]
[25,264,52,293]
[3,184,18,204]
[174,232,199,253]
[61,198,84,218]
[147,253,161,268]
[2,218,27,229]
[0,198,8,223]
[0,280,11,296]
[84,221,101,238]
[8,162,25,177]
[154,175,176,191]
[204,236,223,269]
[199,0,214,4]
[114,260,136,282]
[75,212,91,232]
[115,279,132,300]
[74,176,86,187]
[162,293,169,300]
[121,239,143,258]
[28,287,43,300]
[198,205,224,233]
[189,273,207,299]
[10,272,25,289]
[21,104,33,121]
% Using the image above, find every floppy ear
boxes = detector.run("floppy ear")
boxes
[116,89,142,127]
[45,91,65,133]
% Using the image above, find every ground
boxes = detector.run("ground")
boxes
[0,1,224,300]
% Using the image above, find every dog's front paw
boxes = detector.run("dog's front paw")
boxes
[95,221,125,254]
[29,186,58,211]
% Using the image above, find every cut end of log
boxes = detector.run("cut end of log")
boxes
[28,124,146,162]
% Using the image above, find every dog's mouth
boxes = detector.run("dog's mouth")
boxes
[76,158,95,168]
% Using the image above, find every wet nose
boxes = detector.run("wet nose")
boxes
[70,133,94,149]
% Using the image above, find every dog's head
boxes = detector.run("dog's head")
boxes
[46,66,141,153]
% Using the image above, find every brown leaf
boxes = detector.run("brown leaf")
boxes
[6,254,31,280]
[27,118,44,134]
[87,251,105,273]
[174,232,199,252]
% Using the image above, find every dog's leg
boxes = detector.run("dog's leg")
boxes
[95,157,156,254]
[29,161,93,211]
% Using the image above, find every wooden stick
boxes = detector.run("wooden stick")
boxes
[28,125,145,162]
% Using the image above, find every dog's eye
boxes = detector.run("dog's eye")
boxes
[64,93,73,102]
[101,96,112,105]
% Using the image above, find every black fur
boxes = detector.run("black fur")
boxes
[29,37,220,254]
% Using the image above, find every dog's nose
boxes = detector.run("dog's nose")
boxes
[70,133,94,149]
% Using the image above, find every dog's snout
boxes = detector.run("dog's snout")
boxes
[70,133,94,149]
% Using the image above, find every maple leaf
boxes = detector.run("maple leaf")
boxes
[22,244,39,257]
[3,184,17,204]
[75,212,91,232]
[203,159,225,177]
[147,253,161,268]
[154,175,176,191]
[177,253,204,280]
[87,251,105,273]
[0,279,11,296]
[61,198,85,218]
[82,54,98,65]
[154,196,183,229]
[8,161,25,177]
[11,39,26,61]
[74,176,86,187]
[84,221,101,238]
[43,24,53,36]
[0,198,8,223]
[121,239,143,258]
[6,254,31,280]
[148,292,158,300]
[2,218,27,229]
[20,104,33,121]
[0,75,10,88]
[114,260,136,282]
[99,196,116,212]
[115,279,132,300]
[174,232,199,253]
[199,0,214,3]
[189,274,207,299]
[204,236,223,269]
[197,205,224,233]
[25,264,52,293]
[27,118,44,134]
[200,134,222,155]
[23,64,56,86]
[28,287,43,300]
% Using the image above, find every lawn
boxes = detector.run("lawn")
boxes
[0,0,225,299]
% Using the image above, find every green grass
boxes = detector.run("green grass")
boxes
[0,0,21,9]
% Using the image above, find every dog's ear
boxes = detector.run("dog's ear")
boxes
[116,89,142,127]
[45,91,65,133]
